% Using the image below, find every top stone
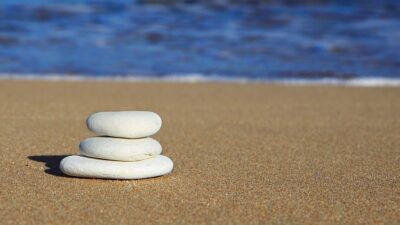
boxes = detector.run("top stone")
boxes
[86,111,162,138]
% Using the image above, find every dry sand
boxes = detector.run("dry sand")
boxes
[0,80,399,224]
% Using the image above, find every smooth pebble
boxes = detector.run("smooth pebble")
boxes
[79,137,162,162]
[60,155,173,179]
[86,111,162,138]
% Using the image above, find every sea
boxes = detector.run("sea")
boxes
[0,0,400,86]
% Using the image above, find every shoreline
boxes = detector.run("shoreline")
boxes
[1,73,400,87]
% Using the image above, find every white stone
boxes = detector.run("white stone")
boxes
[59,155,173,179]
[86,111,162,138]
[79,137,162,162]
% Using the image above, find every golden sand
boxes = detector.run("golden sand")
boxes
[0,80,399,224]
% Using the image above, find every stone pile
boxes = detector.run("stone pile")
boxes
[60,111,173,179]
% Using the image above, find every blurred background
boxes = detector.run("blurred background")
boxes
[0,0,399,83]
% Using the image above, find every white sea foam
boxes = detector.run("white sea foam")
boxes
[277,78,400,87]
[0,73,399,87]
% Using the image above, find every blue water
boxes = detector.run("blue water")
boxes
[0,0,399,82]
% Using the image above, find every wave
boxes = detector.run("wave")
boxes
[1,73,400,87]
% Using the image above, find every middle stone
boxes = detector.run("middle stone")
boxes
[79,137,162,162]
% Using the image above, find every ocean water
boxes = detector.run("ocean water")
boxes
[0,0,399,85]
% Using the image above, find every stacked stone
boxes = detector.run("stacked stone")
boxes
[60,111,173,179]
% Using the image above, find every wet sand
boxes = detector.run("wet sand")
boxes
[0,80,399,224]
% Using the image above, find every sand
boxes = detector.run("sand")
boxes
[0,80,399,224]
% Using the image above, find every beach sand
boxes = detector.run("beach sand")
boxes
[0,80,399,224]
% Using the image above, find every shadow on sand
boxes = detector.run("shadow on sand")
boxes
[28,155,69,177]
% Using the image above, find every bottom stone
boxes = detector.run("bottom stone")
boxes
[59,155,173,179]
